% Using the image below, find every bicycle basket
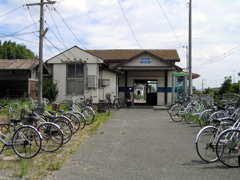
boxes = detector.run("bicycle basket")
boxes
[20,108,31,119]
[35,107,46,116]
[106,93,111,99]
[66,100,73,109]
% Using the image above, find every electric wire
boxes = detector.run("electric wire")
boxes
[156,0,186,68]
[46,5,65,47]
[1,22,40,40]
[26,6,39,37]
[0,5,24,18]
[117,0,142,49]
[45,21,84,62]
[193,45,240,70]
[0,31,39,38]
[52,6,87,50]
[156,0,185,51]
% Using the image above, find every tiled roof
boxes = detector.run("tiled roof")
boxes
[86,49,180,61]
[0,59,38,70]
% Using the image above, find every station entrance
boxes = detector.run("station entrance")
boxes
[134,80,157,105]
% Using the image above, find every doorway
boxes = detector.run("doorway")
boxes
[134,80,157,105]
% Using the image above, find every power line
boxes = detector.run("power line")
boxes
[0,22,39,40]
[193,45,240,70]
[52,6,87,50]
[156,0,185,51]
[0,31,39,38]
[0,5,25,18]
[117,0,142,49]
[46,5,65,47]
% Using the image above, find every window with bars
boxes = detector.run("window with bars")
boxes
[66,64,84,95]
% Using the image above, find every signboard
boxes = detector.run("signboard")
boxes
[140,57,151,64]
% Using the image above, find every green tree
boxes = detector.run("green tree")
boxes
[42,78,59,102]
[232,82,240,94]
[0,40,38,59]
[218,76,233,95]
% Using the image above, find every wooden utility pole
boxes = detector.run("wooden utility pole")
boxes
[188,0,192,95]
[26,0,55,106]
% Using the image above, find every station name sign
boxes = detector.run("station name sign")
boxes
[140,57,151,64]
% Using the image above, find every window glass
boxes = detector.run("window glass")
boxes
[75,80,84,94]
[67,80,75,94]
[147,81,157,93]
[67,64,75,78]
[66,64,84,95]
[31,70,35,79]
[76,64,84,78]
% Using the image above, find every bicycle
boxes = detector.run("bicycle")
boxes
[0,107,42,159]
[169,99,195,122]
[105,92,124,109]
[195,117,235,163]
[184,100,205,124]
[215,110,240,167]
[96,100,110,116]
[65,97,95,125]
[13,103,64,152]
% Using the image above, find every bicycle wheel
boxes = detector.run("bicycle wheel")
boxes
[37,122,63,152]
[64,113,80,134]
[170,105,184,122]
[199,109,214,128]
[82,107,95,125]
[98,103,110,116]
[12,126,42,159]
[184,107,198,124]
[53,118,72,144]
[195,126,219,163]
[72,112,86,130]
[167,103,175,114]
[216,129,240,168]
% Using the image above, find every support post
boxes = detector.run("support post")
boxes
[26,0,55,106]
[188,0,192,95]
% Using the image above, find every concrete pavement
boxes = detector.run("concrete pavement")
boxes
[48,108,240,180]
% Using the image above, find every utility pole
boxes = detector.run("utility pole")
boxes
[188,0,192,95]
[26,0,55,106]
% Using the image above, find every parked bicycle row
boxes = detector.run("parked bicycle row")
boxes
[168,93,240,168]
[64,92,126,116]
[0,95,98,159]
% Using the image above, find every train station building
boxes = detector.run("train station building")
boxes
[47,46,191,106]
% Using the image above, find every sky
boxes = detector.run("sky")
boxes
[0,0,240,90]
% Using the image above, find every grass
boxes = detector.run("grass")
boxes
[0,100,113,179]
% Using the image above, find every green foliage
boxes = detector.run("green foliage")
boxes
[42,78,59,102]
[218,76,233,95]
[199,76,240,96]
[0,40,38,59]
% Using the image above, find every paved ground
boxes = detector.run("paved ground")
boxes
[48,108,240,180]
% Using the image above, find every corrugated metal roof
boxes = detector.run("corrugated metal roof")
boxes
[0,59,38,70]
[86,49,180,61]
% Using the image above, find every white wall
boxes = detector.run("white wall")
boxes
[98,70,117,101]
[53,64,66,102]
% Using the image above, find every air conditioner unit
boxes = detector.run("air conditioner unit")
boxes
[87,75,96,88]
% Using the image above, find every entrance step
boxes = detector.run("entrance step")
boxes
[125,105,167,110]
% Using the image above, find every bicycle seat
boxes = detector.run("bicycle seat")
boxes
[58,110,65,113]
[10,119,21,123]
[48,111,56,115]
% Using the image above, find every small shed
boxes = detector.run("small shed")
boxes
[0,59,40,99]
